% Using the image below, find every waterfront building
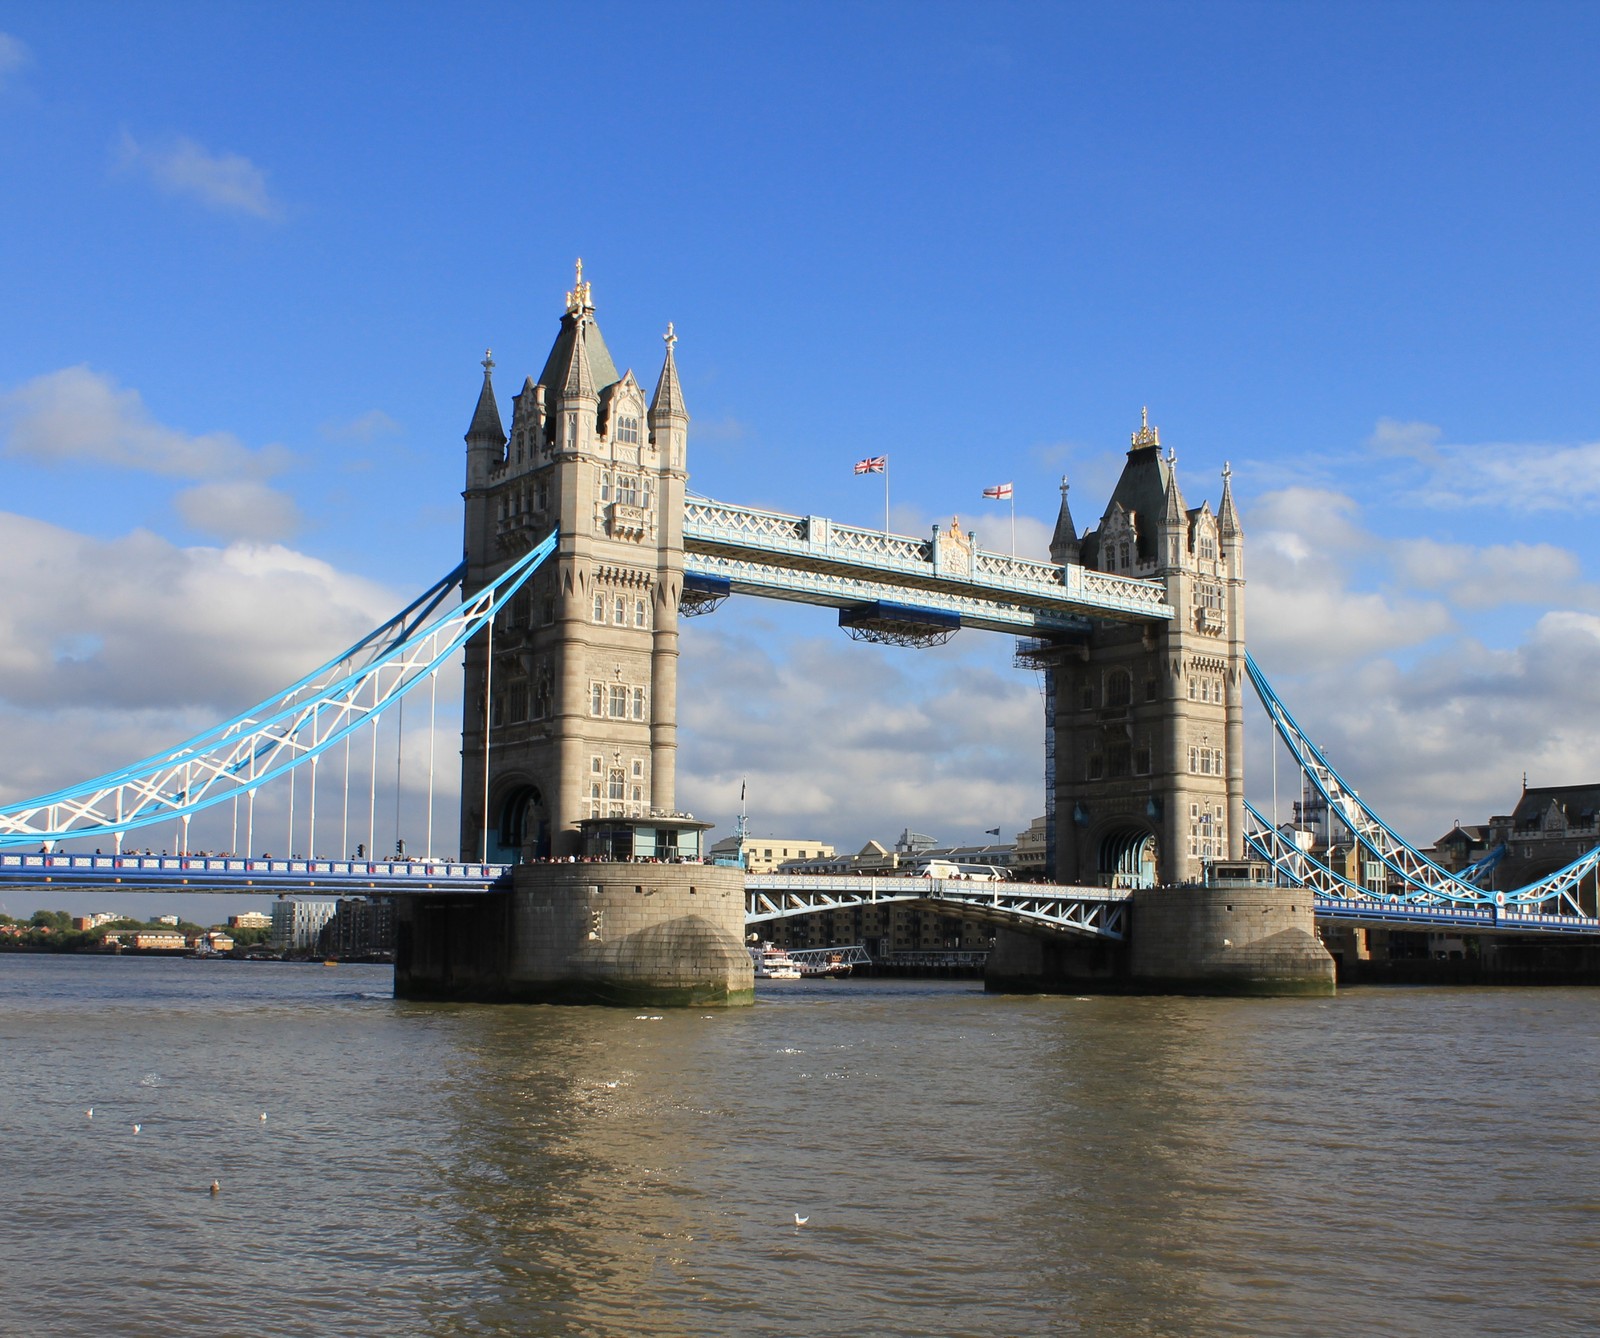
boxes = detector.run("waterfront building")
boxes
[113,930,187,950]
[269,898,338,953]
[317,897,396,958]
[228,911,272,930]
[707,835,835,873]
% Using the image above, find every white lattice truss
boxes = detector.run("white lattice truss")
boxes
[683,497,1172,633]
[0,531,559,851]
[1246,653,1600,919]
[743,874,1130,940]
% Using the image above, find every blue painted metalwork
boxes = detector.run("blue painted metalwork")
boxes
[0,530,559,851]
[682,496,1171,634]
[1246,653,1600,919]
[742,873,1130,940]
[0,850,509,894]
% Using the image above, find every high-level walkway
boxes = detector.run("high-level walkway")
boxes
[682,497,1173,634]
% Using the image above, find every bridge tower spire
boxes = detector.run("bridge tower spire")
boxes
[1047,408,1246,888]
[458,264,689,861]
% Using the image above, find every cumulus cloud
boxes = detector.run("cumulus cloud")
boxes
[678,617,1043,848]
[1241,479,1600,840]
[173,480,303,542]
[0,32,29,89]
[1391,539,1598,611]
[114,130,284,221]
[0,514,394,716]
[0,365,289,479]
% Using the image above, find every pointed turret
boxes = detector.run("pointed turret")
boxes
[1218,461,1242,538]
[1049,475,1080,565]
[465,350,505,448]
[649,322,688,420]
[561,321,598,401]
[648,322,689,475]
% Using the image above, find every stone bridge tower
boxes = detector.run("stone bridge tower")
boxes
[459,264,688,861]
[1047,410,1245,888]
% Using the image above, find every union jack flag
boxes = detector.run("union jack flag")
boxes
[854,456,887,475]
[982,482,1013,499]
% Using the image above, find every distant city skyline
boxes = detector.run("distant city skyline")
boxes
[3,4,1599,915]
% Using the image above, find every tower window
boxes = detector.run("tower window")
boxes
[617,415,640,445]
[593,592,605,623]
[609,684,628,718]
[614,595,626,625]
[632,687,646,720]
[1107,670,1132,707]
[599,471,611,502]
[591,683,605,716]
[634,597,648,629]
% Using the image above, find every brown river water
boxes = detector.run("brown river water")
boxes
[0,955,1595,1337]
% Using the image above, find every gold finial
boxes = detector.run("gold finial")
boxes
[565,257,593,315]
[664,321,677,351]
[1141,406,1149,429]
[1131,406,1161,449]
[482,349,494,376]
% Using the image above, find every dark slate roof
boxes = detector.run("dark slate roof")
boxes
[1510,784,1600,828]
[465,366,505,444]
[1099,443,1172,562]
[1049,480,1080,564]
[537,312,621,400]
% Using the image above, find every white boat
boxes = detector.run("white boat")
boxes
[749,943,802,979]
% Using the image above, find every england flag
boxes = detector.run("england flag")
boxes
[982,482,1013,499]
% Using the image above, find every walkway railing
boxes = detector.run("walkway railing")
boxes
[683,498,1172,632]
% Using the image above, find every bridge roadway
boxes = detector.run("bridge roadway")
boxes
[1,855,1595,937]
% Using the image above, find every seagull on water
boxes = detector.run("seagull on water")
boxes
[132,1124,141,1134]
[209,1180,221,1196]
[260,1111,267,1122]
[86,1108,93,1119]
[793,1213,809,1226]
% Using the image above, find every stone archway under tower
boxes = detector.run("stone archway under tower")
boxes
[491,783,549,864]
[1098,824,1158,889]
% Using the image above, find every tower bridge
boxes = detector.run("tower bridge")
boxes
[0,264,1595,1000]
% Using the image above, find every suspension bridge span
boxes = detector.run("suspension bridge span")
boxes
[0,267,1593,998]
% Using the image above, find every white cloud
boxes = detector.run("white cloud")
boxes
[678,617,1043,849]
[0,32,29,89]
[321,410,401,443]
[173,480,303,543]
[1241,481,1600,840]
[0,514,393,716]
[1391,539,1597,611]
[1,365,288,479]
[114,130,284,221]
[1366,418,1600,513]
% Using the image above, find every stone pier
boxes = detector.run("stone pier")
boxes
[987,864,1335,996]
[394,862,753,1007]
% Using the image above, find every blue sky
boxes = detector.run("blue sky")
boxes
[2,2,1599,917]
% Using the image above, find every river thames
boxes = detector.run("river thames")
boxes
[0,956,1594,1337]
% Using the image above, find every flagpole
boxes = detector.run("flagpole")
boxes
[1010,494,1016,556]
[884,459,890,536]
